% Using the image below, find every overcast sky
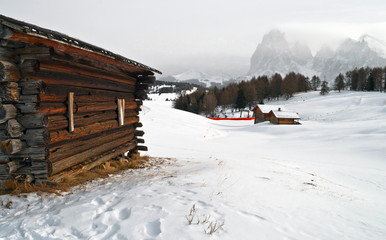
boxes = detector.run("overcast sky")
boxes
[2,0,386,76]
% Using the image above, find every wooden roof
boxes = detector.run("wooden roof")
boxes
[0,14,161,75]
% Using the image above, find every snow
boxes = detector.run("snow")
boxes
[256,104,284,113]
[270,109,300,119]
[1,91,386,239]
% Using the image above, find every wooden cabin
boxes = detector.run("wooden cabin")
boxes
[252,104,283,124]
[268,109,300,124]
[0,15,161,184]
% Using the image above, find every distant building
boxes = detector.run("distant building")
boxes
[268,109,300,124]
[252,104,284,124]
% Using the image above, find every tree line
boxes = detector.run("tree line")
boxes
[334,66,386,92]
[174,72,312,116]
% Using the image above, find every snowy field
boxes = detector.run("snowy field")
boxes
[1,91,386,240]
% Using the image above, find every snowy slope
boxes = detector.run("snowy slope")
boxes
[1,91,386,240]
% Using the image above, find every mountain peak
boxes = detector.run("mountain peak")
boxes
[262,29,286,43]
[248,30,386,82]
[358,34,386,58]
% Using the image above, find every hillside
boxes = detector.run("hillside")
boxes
[0,91,385,240]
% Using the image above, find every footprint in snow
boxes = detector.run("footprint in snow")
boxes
[91,197,104,206]
[145,219,162,238]
[117,208,132,220]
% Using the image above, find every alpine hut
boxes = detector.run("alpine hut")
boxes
[268,109,300,124]
[0,15,161,183]
[252,104,284,124]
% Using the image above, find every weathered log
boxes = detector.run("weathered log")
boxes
[19,59,40,77]
[0,119,24,138]
[7,160,24,174]
[0,164,10,177]
[49,126,135,162]
[19,80,46,94]
[134,130,144,137]
[0,130,7,140]
[136,83,149,91]
[0,47,16,61]
[39,84,135,103]
[50,136,137,175]
[0,40,25,48]
[82,142,134,171]
[47,110,139,131]
[0,139,24,154]
[15,46,52,55]
[17,100,139,115]
[18,113,48,128]
[49,117,139,145]
[135,145,148,151]
[135,90,148,100]
[0,104,17,124]
[16,147,46,155]
[0,82,19,102]
[7,32,154,75]
[134,122,143,128]
[0,155,10,164]
[25,69,136,93]
[137,75,156,84]
[16,46,53,63]
[0,60,20,82]
[39,58,138,85]
[21,128,49,147]
[19,94,39,103]
[10,153,46,161]
[13,161,48,173]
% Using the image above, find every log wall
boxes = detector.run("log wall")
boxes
[0,18,158,183]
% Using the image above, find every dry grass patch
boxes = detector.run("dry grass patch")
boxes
[1,154,154,195]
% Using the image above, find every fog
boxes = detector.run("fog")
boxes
[1,0,386,76]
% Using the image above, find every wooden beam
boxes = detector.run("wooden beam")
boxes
[0,104,17,124]
[118,98,125,126]
[18,113,48,129]
[49,117,139,145]
[7,31,153,75]
[47,110,139,131]
[0,119,24,138]
[0,60,20,82]
[50,137,137,175]
[82,142,135,171]
[49,126,135,162]
[25,69,136,93]
[39,59,138,85]
[17,100,139,115]
[38,85,135,103]
[0,82,19,102]
[0,139,24,154]
[68,92,74,132]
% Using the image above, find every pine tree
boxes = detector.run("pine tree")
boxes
[334,73,345,92]
[311,75,321,91]
[235,88,246,110]
[320,80,330,95]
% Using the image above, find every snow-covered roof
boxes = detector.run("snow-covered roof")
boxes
[270,110,300,119]
[256,104,285,114]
